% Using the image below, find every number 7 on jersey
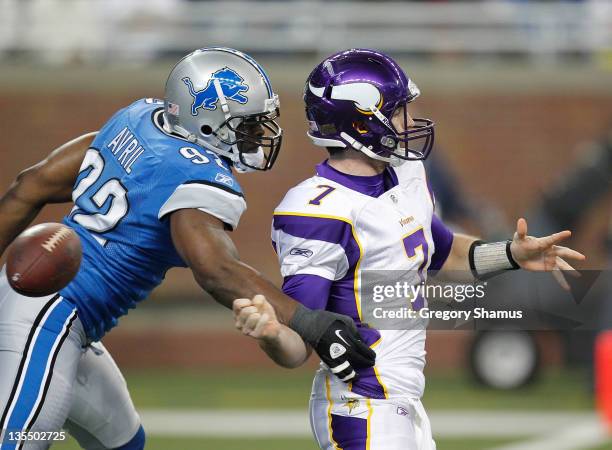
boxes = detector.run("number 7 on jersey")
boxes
[308,185,336,206]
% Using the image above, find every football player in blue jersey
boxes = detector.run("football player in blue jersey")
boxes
[0,48,375,450]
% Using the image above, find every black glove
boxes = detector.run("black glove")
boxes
[289,304,376,382]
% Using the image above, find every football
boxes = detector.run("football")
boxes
[6,223,82,297]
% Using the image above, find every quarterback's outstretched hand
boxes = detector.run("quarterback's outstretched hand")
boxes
[510,217,586,290]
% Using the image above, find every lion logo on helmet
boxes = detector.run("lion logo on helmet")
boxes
[182,67,249,116]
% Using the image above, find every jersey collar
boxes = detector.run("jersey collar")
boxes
[315,160,398,197]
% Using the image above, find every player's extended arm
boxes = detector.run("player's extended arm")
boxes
[437,218,585,289]
[170,208,298,323]
[435,233,477,282]
[0,132,96,256]
[233,295,311,369]
[171,208,375,381]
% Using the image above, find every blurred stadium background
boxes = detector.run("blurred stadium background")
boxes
[1,0,612,449]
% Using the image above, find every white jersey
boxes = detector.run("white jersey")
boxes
[273,160,445,400]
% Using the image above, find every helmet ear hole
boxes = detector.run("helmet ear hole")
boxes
[353,121,369,135]
[200,125,213,136]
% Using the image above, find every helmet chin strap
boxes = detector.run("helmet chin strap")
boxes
[340,132,392,163]
[364,104,408,166]
[339,103,409,168]
[311,103,409,167]
[165,103,236,160]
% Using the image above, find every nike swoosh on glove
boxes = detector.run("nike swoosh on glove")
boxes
[289,304,376,382]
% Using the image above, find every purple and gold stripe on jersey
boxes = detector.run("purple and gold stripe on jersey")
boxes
[330,413,369,450]
[282,274,331,311]
[274,212,388,399]
[325,375,373,450]
[272,213,361,269]
[429,215,454,272]
[273,212,362,321]
[351,336,388,400]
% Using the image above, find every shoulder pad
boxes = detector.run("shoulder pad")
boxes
[164,146,242,196]
[274,177,354,223]
[392,160,426,183]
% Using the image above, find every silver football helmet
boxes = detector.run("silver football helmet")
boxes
[164,47,282,171]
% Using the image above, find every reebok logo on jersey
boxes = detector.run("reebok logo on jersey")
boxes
[397,406,409,417]
[330,343,347,359]
[289,248,313,258]
[215,173,234,187]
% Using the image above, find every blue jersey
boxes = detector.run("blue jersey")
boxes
[61,99,246,341]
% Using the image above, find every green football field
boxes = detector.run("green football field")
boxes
[50,368,611,450]
[118,367,596,411]
[53,436,524,450]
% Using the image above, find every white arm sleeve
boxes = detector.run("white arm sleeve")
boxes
[158,183,247,230]
[272,227,349,281]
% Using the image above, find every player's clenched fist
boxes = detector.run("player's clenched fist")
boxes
[233,295,281,341]
[233,296,376,380]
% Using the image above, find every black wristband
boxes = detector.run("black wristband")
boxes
[505,240,520,269]
[288,303,328,346]
[468,239,484,279]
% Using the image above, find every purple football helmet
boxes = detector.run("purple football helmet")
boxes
[304,49,434,163]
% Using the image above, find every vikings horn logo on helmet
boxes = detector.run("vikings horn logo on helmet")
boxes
[308,82,383,114]
[330,83,383,113]
[183,67,249,115]
[308,83,325,98]
[304,48,435,162]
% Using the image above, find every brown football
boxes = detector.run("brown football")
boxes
[6,223,82,297]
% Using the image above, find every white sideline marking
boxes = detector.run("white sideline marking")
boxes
[141,410,311,437]
[429,411,601,438]
[489,420,610,450]
[138,409,610,448]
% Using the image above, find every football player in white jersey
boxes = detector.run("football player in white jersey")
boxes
[233,49,585,450]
